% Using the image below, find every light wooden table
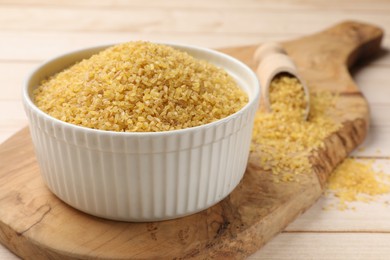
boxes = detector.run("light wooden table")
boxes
[1,0,389,259]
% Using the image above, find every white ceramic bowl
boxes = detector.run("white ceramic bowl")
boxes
[22,43,260,221]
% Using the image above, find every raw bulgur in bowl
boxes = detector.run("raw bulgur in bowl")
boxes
[33,42,248,132]
[22,41,260,221]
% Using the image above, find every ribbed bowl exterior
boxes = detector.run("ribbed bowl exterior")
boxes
[23,43,260,221]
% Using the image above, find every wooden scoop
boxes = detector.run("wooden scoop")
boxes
[254,42,310,120]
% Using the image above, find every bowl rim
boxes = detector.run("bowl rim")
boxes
[22,42,260,137]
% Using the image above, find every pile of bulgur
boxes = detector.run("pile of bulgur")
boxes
[325,158,390,210]
[34,41,248,132]
[251,75,341,181]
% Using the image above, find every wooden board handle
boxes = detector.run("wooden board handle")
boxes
[329,21,383,67]
[282,20,383,99]
[284,21,383,69]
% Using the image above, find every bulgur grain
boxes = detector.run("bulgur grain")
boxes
[251,75,341,181]
[33,41,248,132]
[325,158,390,210]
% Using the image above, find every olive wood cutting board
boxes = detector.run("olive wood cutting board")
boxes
[0,21,383,259]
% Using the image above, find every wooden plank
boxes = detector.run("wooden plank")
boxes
[0,250,17,260]
[0,62,38,101]
[2,0,390,12]
[249,233,390,260]
[0,101,27,134]
[0,31,291,61]
[370,104,390,126]
[0,6,389,34]
[352,126,390,157]
[354,66,390,103]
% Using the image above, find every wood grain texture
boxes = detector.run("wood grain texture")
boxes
[252,233,390,260]
[0,21,383,259]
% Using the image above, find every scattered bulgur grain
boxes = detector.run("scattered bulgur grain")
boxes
[251,75,390,210]
[326,158,390,210]
[357,147,366,152]
[33,41,248,132]
[251,75,341,181]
